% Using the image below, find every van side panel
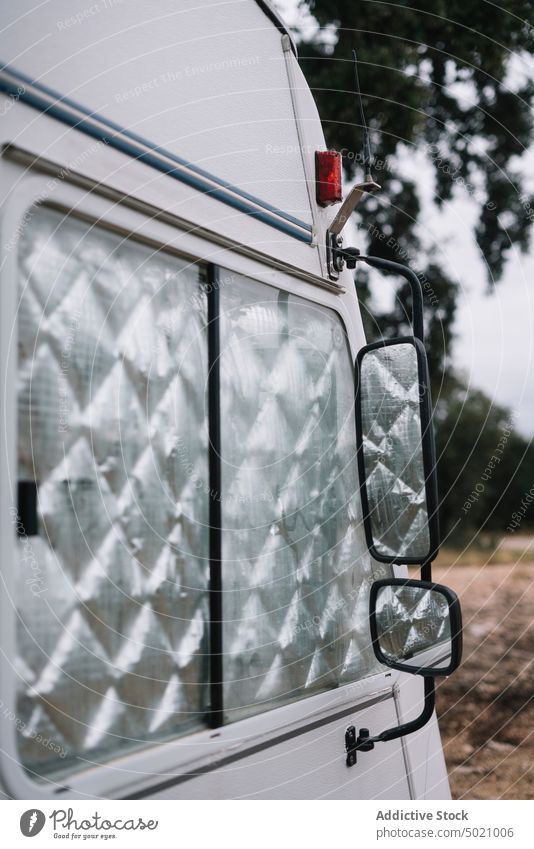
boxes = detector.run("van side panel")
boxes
[0,0,311,225]
[144,699,411,799]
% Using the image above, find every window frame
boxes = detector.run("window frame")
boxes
[0,172,400,800]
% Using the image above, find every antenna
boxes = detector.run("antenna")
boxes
[352,49,373,183]
[325,48,381,277]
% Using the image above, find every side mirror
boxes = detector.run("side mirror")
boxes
[345,262,459,767]
[344,577,463,767]
[355,336,439,565]
[370,578,463,677]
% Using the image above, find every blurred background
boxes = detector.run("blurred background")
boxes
[275,0,534,799]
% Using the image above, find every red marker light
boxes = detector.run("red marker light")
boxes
[315,150,343,206]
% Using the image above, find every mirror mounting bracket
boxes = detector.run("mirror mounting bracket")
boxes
[344,679,435,767]
[345,726,375,767]
[325,179,381,279]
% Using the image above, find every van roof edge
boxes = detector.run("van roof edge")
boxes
[255,0,297,55]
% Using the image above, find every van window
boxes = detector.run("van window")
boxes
[15,207,210,778]
[13,208,384,781]
[220,274,382,722]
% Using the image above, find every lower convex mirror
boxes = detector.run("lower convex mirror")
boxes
[370,579,462,676]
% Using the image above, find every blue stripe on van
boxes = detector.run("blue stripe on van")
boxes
[0,63,314,244]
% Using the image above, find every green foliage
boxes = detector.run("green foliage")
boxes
[296,0,534,539]
[300,0,534,286]
[435,388,534,539]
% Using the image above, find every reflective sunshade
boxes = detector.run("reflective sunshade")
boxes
[220,274,386,722]
[374,583,452,671]
[359,342,431,560]
[16,208,210,778]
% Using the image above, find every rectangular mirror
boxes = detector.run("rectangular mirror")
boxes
[369,578,462,677]
[355,337,439,564]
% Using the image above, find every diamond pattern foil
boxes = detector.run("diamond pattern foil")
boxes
[375,584,450,664]
[14,209,390,780]
[220,275,386,722]
[16,207,210,778]
[359,343,430,560]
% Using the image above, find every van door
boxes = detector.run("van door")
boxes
[4,195,418,799]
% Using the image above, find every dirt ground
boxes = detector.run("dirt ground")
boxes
[431,556,534,799]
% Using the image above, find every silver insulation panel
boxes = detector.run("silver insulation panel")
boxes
[359,343,430,560]
[15,209,387,779]
[16,208,210,777]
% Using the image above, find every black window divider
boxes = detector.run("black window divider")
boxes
[207,263,223,728]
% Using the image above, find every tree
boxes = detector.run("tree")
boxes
[292,1,534,541]
[436,384,534,540]
[296,0,534,387]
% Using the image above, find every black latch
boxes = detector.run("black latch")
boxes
[17,480,38,536]
[345,726,375,767]
[345,725,357,767]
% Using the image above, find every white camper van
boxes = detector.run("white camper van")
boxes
[0,0,462,800]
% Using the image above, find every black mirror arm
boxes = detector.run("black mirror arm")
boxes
[346,677,435,763]
[333,247,425,344]
[359,255,425,346]
[420,558,432,582]
[375,676,435,744]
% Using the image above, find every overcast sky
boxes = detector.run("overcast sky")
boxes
[393,160,534,438]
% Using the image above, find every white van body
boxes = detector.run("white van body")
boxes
[0,0,450,799]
